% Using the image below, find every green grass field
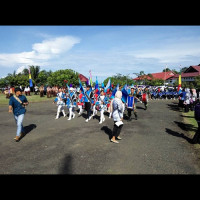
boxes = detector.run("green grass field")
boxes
[0,92,54,106]
[182,110,197,131]
[182,110,200,150]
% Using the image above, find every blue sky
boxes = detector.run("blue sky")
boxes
[0,25,200,82]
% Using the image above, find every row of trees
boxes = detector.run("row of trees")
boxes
[1,65,200,89]
[0,66,136,89]
[0,66,80,88]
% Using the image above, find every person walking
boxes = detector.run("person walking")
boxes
[84,85,93,122]
[67,87,76,120]
[8,87,29,142]
[77,89,84,115]
[110,90,124,144]
[127,87,140,121]
[99,90,106,124]
[53,87,66,119]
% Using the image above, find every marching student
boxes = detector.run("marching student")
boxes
[53,87,66,119]
[127,87,141,121]
[67,87,76,120]
[98,90,106,124]
[106,89,113,118]
[92,89,99,117]
[84,85,93,122]
[77,89,84,115]
[142,87,149,110]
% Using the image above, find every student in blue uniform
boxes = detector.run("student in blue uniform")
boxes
[66,87,76,120]
[127,87,140,121]
[53,87,66,119]
[84,85,93,122]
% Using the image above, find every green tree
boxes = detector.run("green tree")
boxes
[0,78,6,88]
[103,74,135,87]
[163,68,171,72]
[38,70,52,85]
[47,69,79,87]
[180,67,188,73]
[194,76,200,88]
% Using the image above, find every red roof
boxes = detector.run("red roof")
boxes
[172,72,200,79]
[133,75,152,81]
[184,65,200,73]
[79,73,88,82]
[133,71,175,81]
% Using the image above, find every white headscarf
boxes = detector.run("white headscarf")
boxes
[115,91,122,99]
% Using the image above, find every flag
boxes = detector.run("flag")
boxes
[66,83,70,91]
[111,83,119,99]
[89,70,93,86]
[101,82,105,88]
[116,83,119,91]
[28,67,33,87]
[104,79,111,93]
[121,84,129,103]
[79,79,84,93]
[95,77,100,95]
[177,71,182,92]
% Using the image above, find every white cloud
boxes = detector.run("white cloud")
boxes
[16,65,26,74]
[0,36,80,68]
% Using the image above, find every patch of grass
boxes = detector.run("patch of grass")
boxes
[182,110,200,150]
[182,111,197,131]
[0,92,54,106]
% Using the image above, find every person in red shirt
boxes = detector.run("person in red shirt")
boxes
[77,89,84,115]
[92,89,99,117]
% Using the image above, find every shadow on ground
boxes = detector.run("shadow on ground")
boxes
[167,103,183,112]
[165,128,193,144]
[19,124,37,141]
[101,126,112,140]
[174,121,197,132]
[58,154,73,174]
[180,114,195,119]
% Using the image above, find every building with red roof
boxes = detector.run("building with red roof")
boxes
[133,71,175,84]
[133,65,200,86]
[166,65,200,85]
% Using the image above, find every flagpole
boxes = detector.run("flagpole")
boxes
[164,64,167,86]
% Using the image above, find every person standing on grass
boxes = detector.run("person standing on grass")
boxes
[8,87,29,142]
[110,90,124,144]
